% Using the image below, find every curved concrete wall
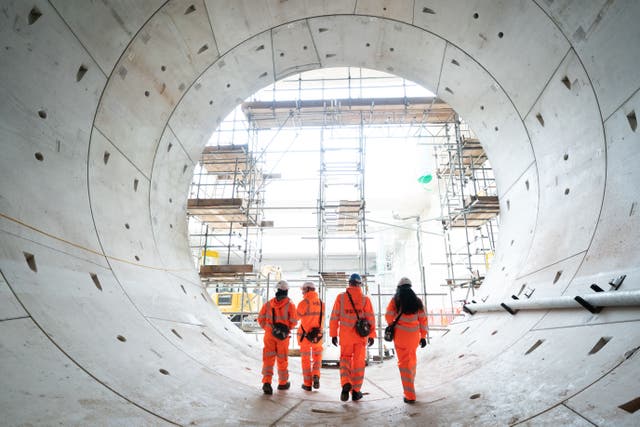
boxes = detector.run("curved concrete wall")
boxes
[1,0,639,425]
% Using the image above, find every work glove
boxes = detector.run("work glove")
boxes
[420,338,427,348]
[331,336,338,347]
[367,337,374,347]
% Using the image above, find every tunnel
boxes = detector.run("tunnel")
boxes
[1,0,639,425]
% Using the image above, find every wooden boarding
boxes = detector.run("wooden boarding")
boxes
[200,264,254,277]
[448,195,500,227]
[242,97,456,129]
[201,145,250,175]
[437,137,488,177]
[187,198,250,224]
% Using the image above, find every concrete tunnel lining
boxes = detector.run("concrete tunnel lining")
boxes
[1,0,639,425]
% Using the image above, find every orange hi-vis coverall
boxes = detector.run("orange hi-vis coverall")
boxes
[258,297,298,386]
[296,290,324,388]
[330,286,376,393]
[385,298,428,401]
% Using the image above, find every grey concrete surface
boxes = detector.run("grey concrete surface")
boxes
[1,0,639,425]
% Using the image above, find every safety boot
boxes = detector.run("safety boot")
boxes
[312,375,320,389]
[404,397,416,404]
[301,384,312,391]
[340,383,352,401]
[262,383,273,395]
[351,390,363,401]
[277,382,290,390]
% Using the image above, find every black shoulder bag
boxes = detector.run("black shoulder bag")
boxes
[301,301,323,344]
[384,307,403,342]
[271,306,290,340]
[346,292,371,337]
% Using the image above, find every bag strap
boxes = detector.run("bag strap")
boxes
[391,307,403,327]
[345,291,361,320]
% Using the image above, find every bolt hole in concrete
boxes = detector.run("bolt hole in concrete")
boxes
[103,151,110,164]
[480,105,485,110]
[461,326,470,334]
[451,59,460,66]
[198,44,208,54]
[182,164,188,174]
[318,28,328,33]
[458,354,464,358]
[180,284,186,294]
[184,4,196,15]
[588,336,612,355]
[536,113,544,126]
[564,188,570,195]
[445,87,454,94]
[498,32,504,38]
[494,126,499,131]
[134,255,140,261]
[144,90,150,97]
[506,199,510,210]
[171,329,182,339]
[628,110,637,131]
[553,270,563,284]
[167,142,172,152]
[161,65,166,72]
[90,273,102,291]
[28,7,42,25]
[619,396,640,414]
[34,152,43,161]
[473,12,479,19]
[38,110,47,119]
[76,64,88,82]
[201,293,207,301]
[124,223,130,229]
[202,332,212,342]
[422,7,435,14]
[255,44,265,51]
[366,42,370,47]
[525,180,530,190]
[510,240,514,246]
[470,393,481,399]
[226,83,231,88]
[209,100,213,105]
[564,153,569,161]
[303,45,308,50]
[133,178,139,191]
[561,75,572,90]
[491,330,498,335]
[525,339,545,355]
[23,252,37,272]
[279,52,284,57]
[169,224,173,228]
[117,335,126,342]
[389,47,394,52]
[259,71,268,78]
[159,369,170,375]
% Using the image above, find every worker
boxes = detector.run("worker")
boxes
[385,277,428,404]
[297,281,324,391]
[258,280,298,395]
[330,273,376,402]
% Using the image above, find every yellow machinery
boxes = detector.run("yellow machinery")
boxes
[212,291,263,324]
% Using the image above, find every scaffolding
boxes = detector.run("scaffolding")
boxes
[435,117,499,303]
[187,130,276,330]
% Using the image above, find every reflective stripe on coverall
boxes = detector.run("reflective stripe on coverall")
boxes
[258,297,298,385]
[385,298,428,400]
[330,286,376,393]
[297,291,324,387]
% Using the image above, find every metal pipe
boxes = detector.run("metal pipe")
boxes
[464,290,640,313]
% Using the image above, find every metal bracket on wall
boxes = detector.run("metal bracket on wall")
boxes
[574,296,602,314]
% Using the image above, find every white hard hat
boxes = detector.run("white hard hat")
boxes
[397,277,412,287]
[301,281,315,292]
[276,280,289,291]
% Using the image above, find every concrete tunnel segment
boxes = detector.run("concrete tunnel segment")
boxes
[0,0,639,425]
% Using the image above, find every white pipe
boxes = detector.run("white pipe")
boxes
[463,290,640,313]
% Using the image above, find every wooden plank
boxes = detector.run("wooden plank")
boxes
[200,264,253,276]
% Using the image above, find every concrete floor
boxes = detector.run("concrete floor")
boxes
[1,0,639,425]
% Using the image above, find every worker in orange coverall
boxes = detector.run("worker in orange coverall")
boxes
[385,277,428,403]
[297,281,324,391]
[258,280,298,395]
[330,273,376,402]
